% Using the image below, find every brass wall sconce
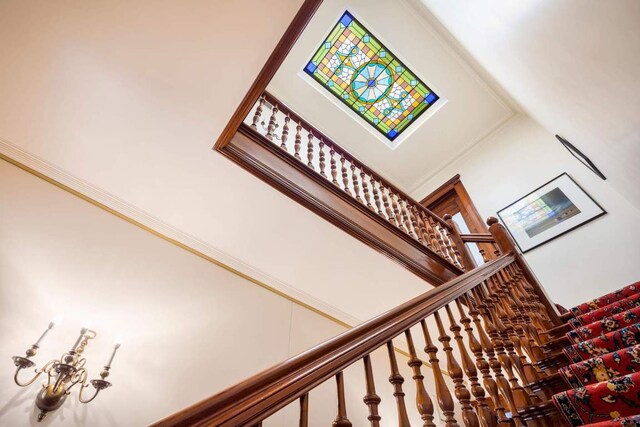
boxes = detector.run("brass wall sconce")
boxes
[11,320,121,421]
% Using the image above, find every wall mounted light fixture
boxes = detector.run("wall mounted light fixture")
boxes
[11,320,120,422]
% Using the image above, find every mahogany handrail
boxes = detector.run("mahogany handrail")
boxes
[262,91,451,230]
[151,254,515,427]
[459,233,494,243]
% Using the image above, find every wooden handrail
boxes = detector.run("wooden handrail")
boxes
[151,254,515,427]
[240,92,466,272]
[262,91,451,230]
[459,233,494,243]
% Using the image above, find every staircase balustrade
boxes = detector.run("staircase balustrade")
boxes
[151,244,562,427]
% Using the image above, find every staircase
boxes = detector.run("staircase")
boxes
[147,211,640,426]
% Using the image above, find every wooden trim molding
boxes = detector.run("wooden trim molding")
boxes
[213,0,324,150]
[0,137,362,328]
[222,126,463,285]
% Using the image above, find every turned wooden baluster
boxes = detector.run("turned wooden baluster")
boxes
[420,319,458,426]
[434,310,478,427]
[443,227,464,269]
[372,179,383,216]
[453,298,495,427]
[362,354,382,427]
[307,133,315,170]
[300,393,309,427]
[400,200,414,237]
[405,329,436,427]
[438,224,458,266]
[333,371,352,427]
[330,149,339,185]
[352,164,362,202]
[251,96,266,129]
[426,217,447,260]
[266,104,279,141]
[340,155,351,195]
[318,138,326,177]
[481,280,539,412]
[405,202,419,240]
[386,341,411,427]
[492,274,544,382]
[361,170,372,210]
[294,121,302,160]
[382,187,397,225]
[410,207,426,244]
[413,208,431,248]
[391,194,403,230]
[280,114,290,151]
[470,287,526,427]
[460,294,509,427]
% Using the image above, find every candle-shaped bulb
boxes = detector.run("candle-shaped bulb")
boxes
[34,318,58,347]
[105,342,121,369]
[70,327,88,352]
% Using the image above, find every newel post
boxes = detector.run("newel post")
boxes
[443,214,476,271]
[486,217,563,326]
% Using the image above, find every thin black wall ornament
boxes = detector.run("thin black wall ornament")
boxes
[556,135,607,180]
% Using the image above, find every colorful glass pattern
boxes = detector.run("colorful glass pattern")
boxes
[304,11,439,141]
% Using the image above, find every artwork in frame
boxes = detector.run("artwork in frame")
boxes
[497,173,606,253]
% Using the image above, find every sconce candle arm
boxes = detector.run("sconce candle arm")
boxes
[13,360,56,387]
[78,383,102,404]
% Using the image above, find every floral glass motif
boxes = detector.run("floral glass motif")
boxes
[304,11,438,141]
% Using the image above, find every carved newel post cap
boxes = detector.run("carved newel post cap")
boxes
[486,217,499,226]
[443,213,452,221]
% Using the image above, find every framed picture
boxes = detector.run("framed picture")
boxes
[497,173,606,253]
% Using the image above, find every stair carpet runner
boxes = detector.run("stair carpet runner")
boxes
[551,281,640,426]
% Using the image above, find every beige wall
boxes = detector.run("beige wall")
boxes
[412,115,640,308]
[0,159,450,426]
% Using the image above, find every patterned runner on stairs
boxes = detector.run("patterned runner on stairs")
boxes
[550,281,640,426]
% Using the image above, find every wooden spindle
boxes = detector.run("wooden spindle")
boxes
[420,319,458,426]
[352,165,362,202]
[405,329,436,427]
[294,121,302,160]
[434,310,478,427]
[333,372,352,427]
[362,355,382,427]
[318,138,326,177]
[361,170,372,210]
[341,155,351,195]
[299,393,309,427]
[454,298,495,427]
[280,114,290,151]
[330,148,338,185]
[382,187,396,225]
[391,193,402,229]
[470,287,526,426]
[251,96,265,129]
[426,216,445,257]
[400,200,413,236]
[406,203,420,240]
[266,104,278,141]
[307,132,314,170]
[386,341,411,427]
[372,179,383,216]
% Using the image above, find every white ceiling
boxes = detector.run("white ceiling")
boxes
[422,0,640,210]
[268,0,515,193]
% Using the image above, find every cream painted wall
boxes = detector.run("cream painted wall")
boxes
[412,115,640,308]
[0,160,450,426]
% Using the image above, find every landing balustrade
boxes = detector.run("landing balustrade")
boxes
[245,93,465,270]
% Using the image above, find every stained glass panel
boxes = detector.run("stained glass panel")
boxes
[304,11,439,141]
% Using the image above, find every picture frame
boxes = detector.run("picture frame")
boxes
[497,173,606,253]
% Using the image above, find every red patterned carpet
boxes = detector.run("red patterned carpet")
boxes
[552,281,640,426]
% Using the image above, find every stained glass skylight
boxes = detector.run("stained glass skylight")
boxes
[304,11,439,141]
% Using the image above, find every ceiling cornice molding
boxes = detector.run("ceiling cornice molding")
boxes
[408,112,521,198]
[0,136,362,329]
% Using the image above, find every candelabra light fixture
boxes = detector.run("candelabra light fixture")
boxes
[11,319,121,422]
